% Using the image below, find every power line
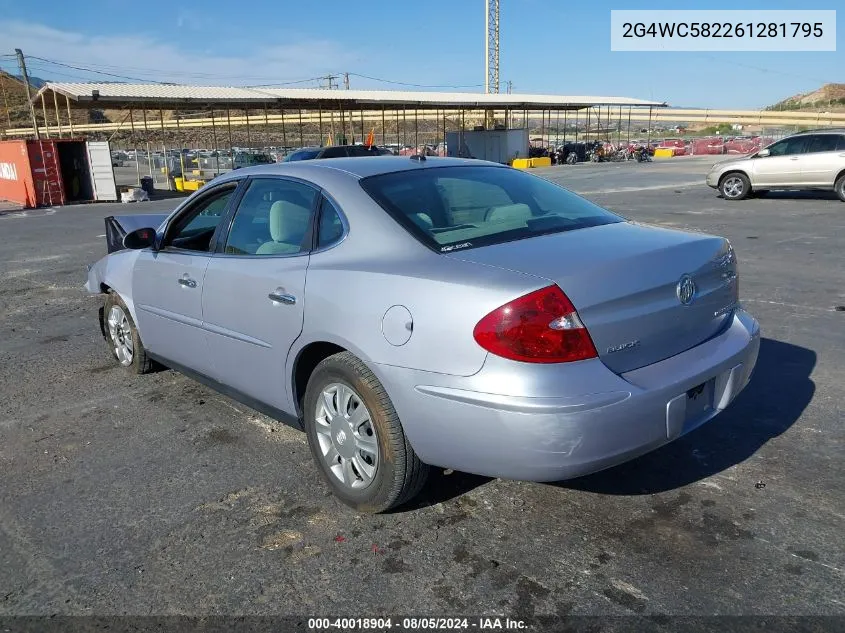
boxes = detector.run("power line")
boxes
[693,54,833,85]
[25,55,334,83]
[26,55,164,83]
[12,53,485,91]
[246,76,331,88]
[345,72,483,89]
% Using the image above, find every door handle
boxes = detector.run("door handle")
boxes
[178,276,197,288]
[789,156,800,161]
[268,291,296,305]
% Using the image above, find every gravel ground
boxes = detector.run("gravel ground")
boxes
[1,157,843,623]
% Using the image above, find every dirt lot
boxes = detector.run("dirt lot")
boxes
[1,157,843,623]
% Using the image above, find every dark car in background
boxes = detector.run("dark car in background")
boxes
[283,145,383,161]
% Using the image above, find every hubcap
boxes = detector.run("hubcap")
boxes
[723,176,744,198]
[107,305,134,366]
[314,383,379,490]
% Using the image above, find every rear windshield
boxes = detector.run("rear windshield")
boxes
[360,165,622,252]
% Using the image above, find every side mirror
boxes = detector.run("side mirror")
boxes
[757,148,770,158]
[123,227,157,250]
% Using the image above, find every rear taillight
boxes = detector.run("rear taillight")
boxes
[473,285,597,363]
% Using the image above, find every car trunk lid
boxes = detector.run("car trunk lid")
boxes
[447,222,739,374]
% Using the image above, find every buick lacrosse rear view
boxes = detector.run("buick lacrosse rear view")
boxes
[86,156,760,512]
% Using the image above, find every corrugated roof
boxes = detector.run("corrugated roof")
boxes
[39,82,273,104]
[36,82,667,110]
[256,87,667,109]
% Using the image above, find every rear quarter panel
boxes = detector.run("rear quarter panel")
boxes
[299,248,546,377]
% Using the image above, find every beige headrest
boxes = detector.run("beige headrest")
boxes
[269,200,311,242]
[486,203,532,224]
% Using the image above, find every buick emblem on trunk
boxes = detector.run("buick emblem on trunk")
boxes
[677,274,696,305]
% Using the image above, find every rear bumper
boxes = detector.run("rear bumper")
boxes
[373,309,760,481]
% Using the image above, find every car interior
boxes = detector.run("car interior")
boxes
[367,169,616,247]
[167,189,235,252]
[222,180,317,255]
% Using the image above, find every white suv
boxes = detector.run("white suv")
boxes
[706,129,845,201]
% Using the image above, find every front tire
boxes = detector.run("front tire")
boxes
[835,174,845,202]
[303,352,429,513]
[103,293,154,374]
[720,172,751,201]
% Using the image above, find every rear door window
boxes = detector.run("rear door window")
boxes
[316,197,345,248]
[805,135,839,153]
[223,178,317,256]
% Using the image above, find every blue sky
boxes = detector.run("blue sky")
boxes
[0,0,841,108]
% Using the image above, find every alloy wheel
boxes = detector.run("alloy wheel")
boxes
[722,176,745,199]
[107,305,134,366]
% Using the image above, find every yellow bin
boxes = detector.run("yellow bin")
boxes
[653,148,676,158]
[512,158,532,169]
[530,157,552,168]
[183,179,205,192]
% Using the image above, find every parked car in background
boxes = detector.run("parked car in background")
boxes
[233,151,273,169]
[691,137,726,156]
[87,156,759,512]
[723,136,774,156]
[282,145,382,161]
[706,128,845,201]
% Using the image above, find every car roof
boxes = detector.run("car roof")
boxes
[791,128,845,136]
[216,156,503,181]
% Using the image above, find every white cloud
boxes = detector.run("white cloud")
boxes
[0,20,363,86]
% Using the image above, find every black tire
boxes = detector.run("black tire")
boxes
[835,174,845,202]
[719,172,751,201]
[103,292,154,374]
[303,351,429,513]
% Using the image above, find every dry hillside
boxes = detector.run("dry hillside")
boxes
[769,83,845,111]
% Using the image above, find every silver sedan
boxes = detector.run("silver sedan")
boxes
[86,156,760,512]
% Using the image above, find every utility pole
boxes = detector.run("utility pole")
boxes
[320,75,339,90]
[15,49,40,139]
[343,73,350,90]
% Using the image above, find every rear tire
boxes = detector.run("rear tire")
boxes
[719,172,751,201]
[303,351,429,513]
[103,293,154,374]
[835,174,845,202]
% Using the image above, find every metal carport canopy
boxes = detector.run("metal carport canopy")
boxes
[35,82,667,111]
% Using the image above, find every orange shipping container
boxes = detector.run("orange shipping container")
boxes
[0,140,36,208]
